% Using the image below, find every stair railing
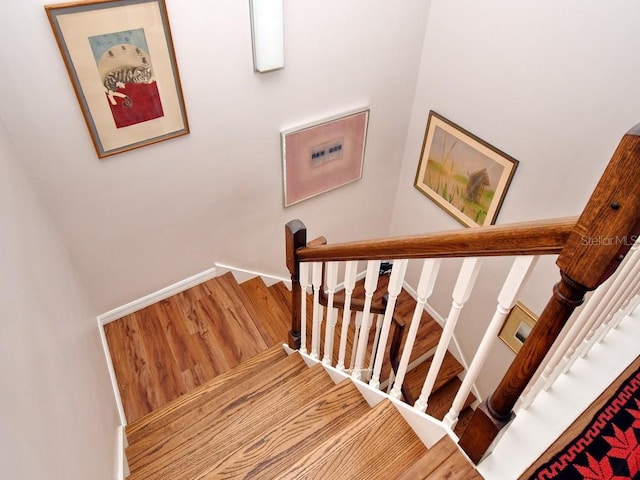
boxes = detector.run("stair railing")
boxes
[285,123,640,464]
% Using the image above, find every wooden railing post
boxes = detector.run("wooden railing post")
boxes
[459,124,640,464]
[285,219,307,349]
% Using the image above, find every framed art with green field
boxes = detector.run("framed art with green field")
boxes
[414,111,518,227]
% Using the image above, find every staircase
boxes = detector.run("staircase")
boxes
[110,272,481,478]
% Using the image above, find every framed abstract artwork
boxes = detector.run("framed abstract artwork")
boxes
[281,108,369,207]
[45,0,189,158]
[414,111,518,227]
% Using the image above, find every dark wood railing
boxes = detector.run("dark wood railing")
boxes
[285,123,640,464]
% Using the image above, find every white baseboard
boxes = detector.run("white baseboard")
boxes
[97,267,218,324]
[215,263,291,288]
[114,425,128,480]
[96,266,219,429]
[98,316,128,426]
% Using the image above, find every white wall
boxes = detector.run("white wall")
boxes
[0,0,431,313]
[391,0,640,397]
[0,118,120,477]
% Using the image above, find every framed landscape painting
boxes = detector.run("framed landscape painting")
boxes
[281,108,369,207]
[414,111,518,227]
[45,0,189,158]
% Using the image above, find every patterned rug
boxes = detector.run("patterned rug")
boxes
[530,365,640,479]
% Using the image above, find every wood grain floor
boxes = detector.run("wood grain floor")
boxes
[104,272,279,423]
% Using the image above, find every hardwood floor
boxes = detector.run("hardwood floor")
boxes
[104,272,279,423]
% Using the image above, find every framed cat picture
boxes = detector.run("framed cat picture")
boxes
[45,0,189,158]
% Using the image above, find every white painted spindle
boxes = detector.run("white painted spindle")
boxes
[518,280,608,409]
[310,262,323,360]
[370,259,409,389]
[352,260,382,380]
[442,256,537,426]
[389,259,441,400]
[336,261,358,372]
[543,239,640,391]
[322,262,339,365]
[586,271,640,353]
[299,262,310,354]
[413,257,483,412]
[581,240,640,356]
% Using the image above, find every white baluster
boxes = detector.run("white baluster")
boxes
[389,259,441,400]
[585,271,640,352]
[442,256,537,426]
[370,259,409,389]
[543,239,640,391]
[350,312,363,370]
[310,262,323,360]
[580,240,640,356]
[352,260,382,380]
[413,257,483,411]
[519,281,607,409]
[336,261,358,372]
[322,262,339,365]
[299,262,310,354]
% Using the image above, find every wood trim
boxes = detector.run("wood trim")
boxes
[296,217,577,262]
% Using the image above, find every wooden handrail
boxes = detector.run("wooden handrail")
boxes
[296,217,577,263]
[285,121,640,465]
[459,123,640,463]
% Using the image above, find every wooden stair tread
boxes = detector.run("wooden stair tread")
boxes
[125,343,287,443]
[106,272,275,423]
[197,380,371,479]
[425,376,476,421]
[269,281,294,317]
[127,362,335,479]
[404,351,465,403]
[240,277,291,345]
[279,400,427,480]
[397,435,482,479]
[126,352,311,469]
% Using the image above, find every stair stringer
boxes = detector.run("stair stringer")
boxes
[289,346,450,451]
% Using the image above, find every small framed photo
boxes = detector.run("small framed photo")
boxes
[414,111,518,227]
[499,302,538,353]
[45,0,189,158]
[281,108,369,207]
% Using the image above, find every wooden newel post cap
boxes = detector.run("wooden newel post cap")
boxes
[557,126,640,289]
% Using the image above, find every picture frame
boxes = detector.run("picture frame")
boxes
[499,302,538,353]
[281,108,369,207]
[414,111,518,227]
[45,0,189,158]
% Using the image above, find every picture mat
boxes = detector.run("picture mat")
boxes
[49,0,187,155]
[282,109,368,207]
[415,113,517,227]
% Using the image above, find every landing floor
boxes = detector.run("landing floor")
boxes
[104,273,281,423]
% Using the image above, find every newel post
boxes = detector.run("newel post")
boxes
[459,124,640,464]
[286,220,307,349]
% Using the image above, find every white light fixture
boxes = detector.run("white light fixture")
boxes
[249,0,284,73]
